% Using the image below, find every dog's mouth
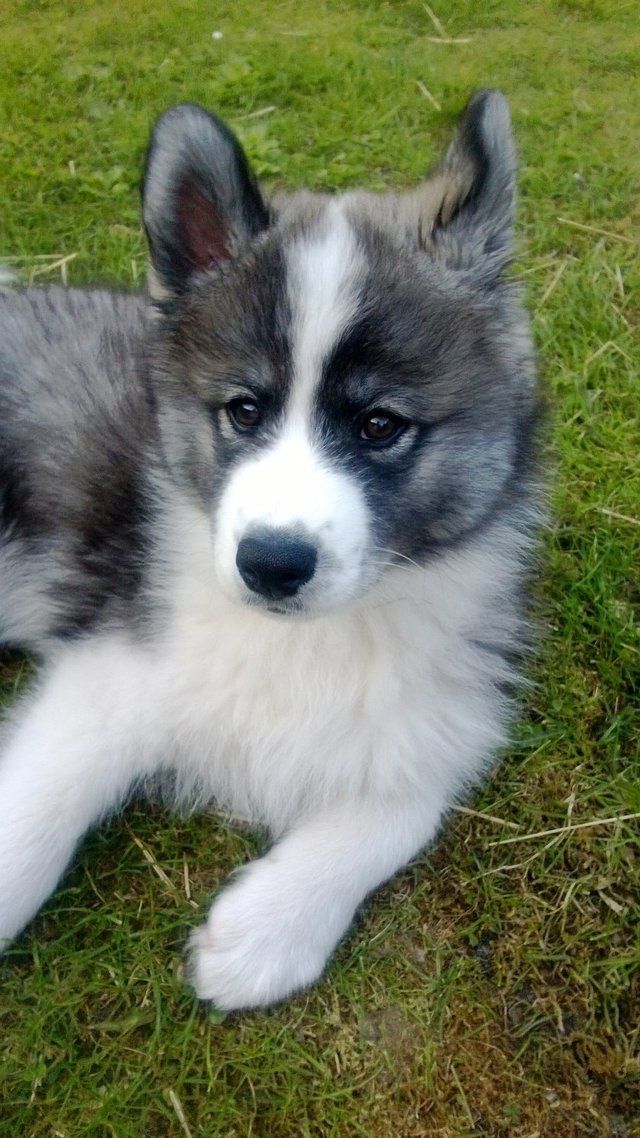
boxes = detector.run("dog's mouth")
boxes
[240,592,308,618]
[265,598,311,618]
[267,604,297,616]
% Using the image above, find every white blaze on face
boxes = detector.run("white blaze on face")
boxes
[213,204,376,611]
[286,202,364,423]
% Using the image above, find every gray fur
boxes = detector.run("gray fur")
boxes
[0,287,153,642]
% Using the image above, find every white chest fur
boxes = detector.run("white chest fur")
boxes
[145,505,518,835]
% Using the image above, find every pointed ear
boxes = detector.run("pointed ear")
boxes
[418,90,516,285]
[142,104,270,298]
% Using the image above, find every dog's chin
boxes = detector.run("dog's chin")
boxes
[217,565,381,619]
[238,593,328,621]
[238,581,379,620]
[232,586,361,622]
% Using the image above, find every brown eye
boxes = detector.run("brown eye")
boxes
[227,397,262,430]
[360,410,406,445]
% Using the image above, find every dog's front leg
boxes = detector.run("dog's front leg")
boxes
[0,640,160,949]
[190,795,444,1011]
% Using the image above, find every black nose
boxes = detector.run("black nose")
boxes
[236,531,318,600]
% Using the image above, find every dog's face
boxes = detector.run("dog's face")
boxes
[143,95,538,616]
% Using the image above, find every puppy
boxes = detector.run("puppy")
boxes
[0,90,542,1010]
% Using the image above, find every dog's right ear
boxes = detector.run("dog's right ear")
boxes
[142,104,270,299]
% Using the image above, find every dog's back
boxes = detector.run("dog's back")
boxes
[0,286,153,645]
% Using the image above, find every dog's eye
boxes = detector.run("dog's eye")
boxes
[227,397,262,431]
[360,410,407,445]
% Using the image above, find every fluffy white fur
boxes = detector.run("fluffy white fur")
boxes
[0,484,524,1008]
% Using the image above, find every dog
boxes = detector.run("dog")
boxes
[0,90,542,1010]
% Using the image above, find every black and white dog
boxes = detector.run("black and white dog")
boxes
[0,91,542,1010]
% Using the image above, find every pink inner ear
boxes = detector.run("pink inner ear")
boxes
[178,186,231,270]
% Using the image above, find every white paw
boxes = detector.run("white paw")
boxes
[188,861,332,1011]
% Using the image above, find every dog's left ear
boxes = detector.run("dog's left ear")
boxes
[417,90,516,286]
[142,104,270,299]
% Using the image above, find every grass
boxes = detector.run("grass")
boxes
[0,1,638,1135]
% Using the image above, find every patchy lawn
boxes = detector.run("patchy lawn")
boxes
[1,1,638,1135]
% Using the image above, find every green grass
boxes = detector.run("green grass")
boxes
[1,1,639,1135]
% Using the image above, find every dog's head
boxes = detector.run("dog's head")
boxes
[143,92,538,616]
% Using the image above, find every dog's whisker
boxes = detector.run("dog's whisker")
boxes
[375,547,424,571]
[369,559,420,575]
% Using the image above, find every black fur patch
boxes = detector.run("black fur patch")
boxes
[313,219,541,560]
[50,443,151,639]
[0,449,43,542]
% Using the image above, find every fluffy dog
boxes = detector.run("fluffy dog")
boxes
[0,90,541,1009]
